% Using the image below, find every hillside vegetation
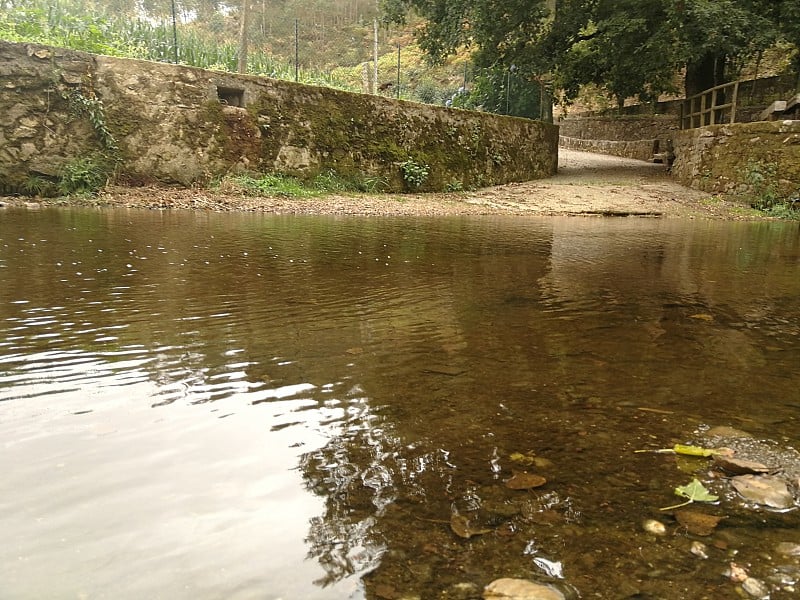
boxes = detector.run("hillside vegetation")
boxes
[0,0,479,109]
[3,1,796,118]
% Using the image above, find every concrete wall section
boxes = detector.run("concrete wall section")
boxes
[0,41,558,193]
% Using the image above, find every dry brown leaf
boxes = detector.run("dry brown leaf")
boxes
[449,513,491,539]
[731,475,794,509]
[675,510,726,536]
[713,455,771,475]
[505,472,547,490]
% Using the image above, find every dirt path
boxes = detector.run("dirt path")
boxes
[1,149,757,218]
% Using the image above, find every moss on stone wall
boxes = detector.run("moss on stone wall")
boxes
[672,121,800,200]
[0,43,107,192]
[0,40,558,194]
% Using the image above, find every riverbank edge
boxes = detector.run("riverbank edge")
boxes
[0,185,776,220]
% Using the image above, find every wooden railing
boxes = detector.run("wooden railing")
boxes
[680,81,740,130]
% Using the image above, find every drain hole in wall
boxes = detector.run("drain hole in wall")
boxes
[217,86,244,107]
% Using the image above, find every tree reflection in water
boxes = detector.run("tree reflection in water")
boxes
[295,384,580,598]
[300,406,389,586]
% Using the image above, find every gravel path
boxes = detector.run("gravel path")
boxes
[1,149,757,219]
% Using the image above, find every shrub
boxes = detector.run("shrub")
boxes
[58,154,113,195]
[399,158,430,189]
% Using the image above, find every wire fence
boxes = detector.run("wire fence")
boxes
[0,1,553,121]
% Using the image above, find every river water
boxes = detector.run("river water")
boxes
[1,208,799,599]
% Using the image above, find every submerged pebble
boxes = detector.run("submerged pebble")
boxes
[483,578,565,600]
[776,542,800,557]
[767,564,800,588]
[727,562,749,583]
[741,576,770,599]
[642,519,667,536]
[690,541,709,559]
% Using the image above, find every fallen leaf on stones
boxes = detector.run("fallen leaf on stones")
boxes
[675,510,726,536]
[505,472,547,490]
[450,513,491,539]
[676,454,710,474]
[713,455,771,475]
[731,475,794,509]
[483,578,565,600]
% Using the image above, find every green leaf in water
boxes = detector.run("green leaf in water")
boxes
[672,444,718,457]
[675,479,719,502]
[635,444,725,457]
[660,478,719,511]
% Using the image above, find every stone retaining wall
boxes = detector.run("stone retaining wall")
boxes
[671,120,800,198]
[558,115,680,161]
[0,41,558,194]
[559,136,661,162]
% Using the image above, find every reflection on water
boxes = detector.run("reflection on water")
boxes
[1,209,799,599]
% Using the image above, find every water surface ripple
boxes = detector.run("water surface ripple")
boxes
[1,209,799,599]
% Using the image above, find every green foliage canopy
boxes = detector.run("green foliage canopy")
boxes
[384,0,800,105]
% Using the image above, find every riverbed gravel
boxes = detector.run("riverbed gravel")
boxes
[0,149,765,219]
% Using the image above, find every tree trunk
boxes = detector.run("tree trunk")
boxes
[373,18,378,94]
[237,0,249,74]
[685,53,726,98]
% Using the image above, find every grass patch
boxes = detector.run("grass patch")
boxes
[218,173,318,198]
[58,153,115,196]
[215,170,388,198]
[729,206,766,217]
[757,199,800,219]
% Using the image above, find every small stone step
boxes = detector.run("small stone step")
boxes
[786,93,800,116]
[759,100,787,121]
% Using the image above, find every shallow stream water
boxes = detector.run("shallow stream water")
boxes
[1,208,799,599]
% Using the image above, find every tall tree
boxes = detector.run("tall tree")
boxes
[384,0,798,105]
[666,0,776,96]
[553,0,678,107]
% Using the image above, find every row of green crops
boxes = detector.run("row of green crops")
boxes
[0,0,359,91]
